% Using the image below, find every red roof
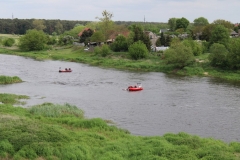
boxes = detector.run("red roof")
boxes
[78,28,92,37]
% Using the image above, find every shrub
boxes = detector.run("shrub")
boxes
[128,40,148,60]
[2,38,15,47]
[182,39,203,56]
[101,44,111,57]
[208,43,228,68]
[164,43,195,68]
[94,44,111,57]
[18,29,47,51]
[110,35,128,52]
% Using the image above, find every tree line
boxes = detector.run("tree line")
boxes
[0,18,167,35]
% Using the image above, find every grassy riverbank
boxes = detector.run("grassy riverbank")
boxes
[0,75,23,84]
[0,93,240,159]
[1,44,240,82]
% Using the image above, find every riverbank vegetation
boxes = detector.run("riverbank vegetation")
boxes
[0,75,23,84]
[0,19,240,82]
[1,94,240,159]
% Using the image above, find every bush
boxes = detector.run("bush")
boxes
[128,41,148,60]
[208,43,228,68]
[101,44,111,57]
[18,29,47,51]
[94,44,111,57]
[164,43,195,68]
[182,39,203,56]
[2,38,15,47]
[110,35,128,52]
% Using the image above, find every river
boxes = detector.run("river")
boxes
[1,54,240,143]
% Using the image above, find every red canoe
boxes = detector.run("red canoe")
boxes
[59,70,72,73]
[127,86,143,91]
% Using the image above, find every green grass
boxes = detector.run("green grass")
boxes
[0,97,240,160]
[1,34,240,82]
[0,93,29,105]
[0,75,23,84]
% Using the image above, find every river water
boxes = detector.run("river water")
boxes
[1,54,240,143]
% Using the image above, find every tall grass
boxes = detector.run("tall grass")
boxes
[0,96,240,159]
[0,75,22,84]
[0,93,29,105]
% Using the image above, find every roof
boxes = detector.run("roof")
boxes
[78,28,92,37]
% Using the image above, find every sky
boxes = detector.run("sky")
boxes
[0,0,239,24]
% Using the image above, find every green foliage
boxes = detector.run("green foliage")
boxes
[110,35,128,52]
[164,42,195,68]
[58,35,74,45]
[208,43,228,68]
[160,32,165,46]
[129,24,151,51]
[155,37,161,46]
[2,38,15,47]
[18,29,47,51]
[0,75,22,84]
[193,17,209,26]
[168,18,177,31]
[209,25,230,48]
[29,103,84,118]
[46,35,57,45]
[63,25,85,38]
[0,93,29,105]
[91,31,105,42]
[182,39,203,56]
[128,41,149,60]
[176,17,190,30]
[213,19,234,30]
[79,28,94,44]
[0,97,240,160]
[94,44,111,57]
[96,10,115,41]
[227,38,240,69]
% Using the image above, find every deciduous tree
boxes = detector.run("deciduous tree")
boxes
[19,29,47,51]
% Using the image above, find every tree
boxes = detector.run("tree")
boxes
[164,42,194,68]
[213,19,234,30]
[128,24,151,51]
[182,39,203,56]
[128,41,148,60]
[32,19,46,31]
[19,29,47,51]
[176,17,190,30]
[96,10,114,41]
[110,35,128,52]
[201,24,216,41]
[155,37,161,46]
[227,38,240,69]
[55,21,64,35]
[79,28,94,44]
[193,17,209,26]
[160,32,165,46]
[90,31,104,43]
[208,43,228,68]
[209,25,230,48]
[168,18,177,31]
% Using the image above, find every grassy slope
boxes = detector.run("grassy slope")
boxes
[0,97,240,160]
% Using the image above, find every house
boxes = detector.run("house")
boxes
[230,30,238,37]
[144,31,159,47]
[159,29,169,34]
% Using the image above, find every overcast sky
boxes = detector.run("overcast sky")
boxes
[0,0,239,23]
